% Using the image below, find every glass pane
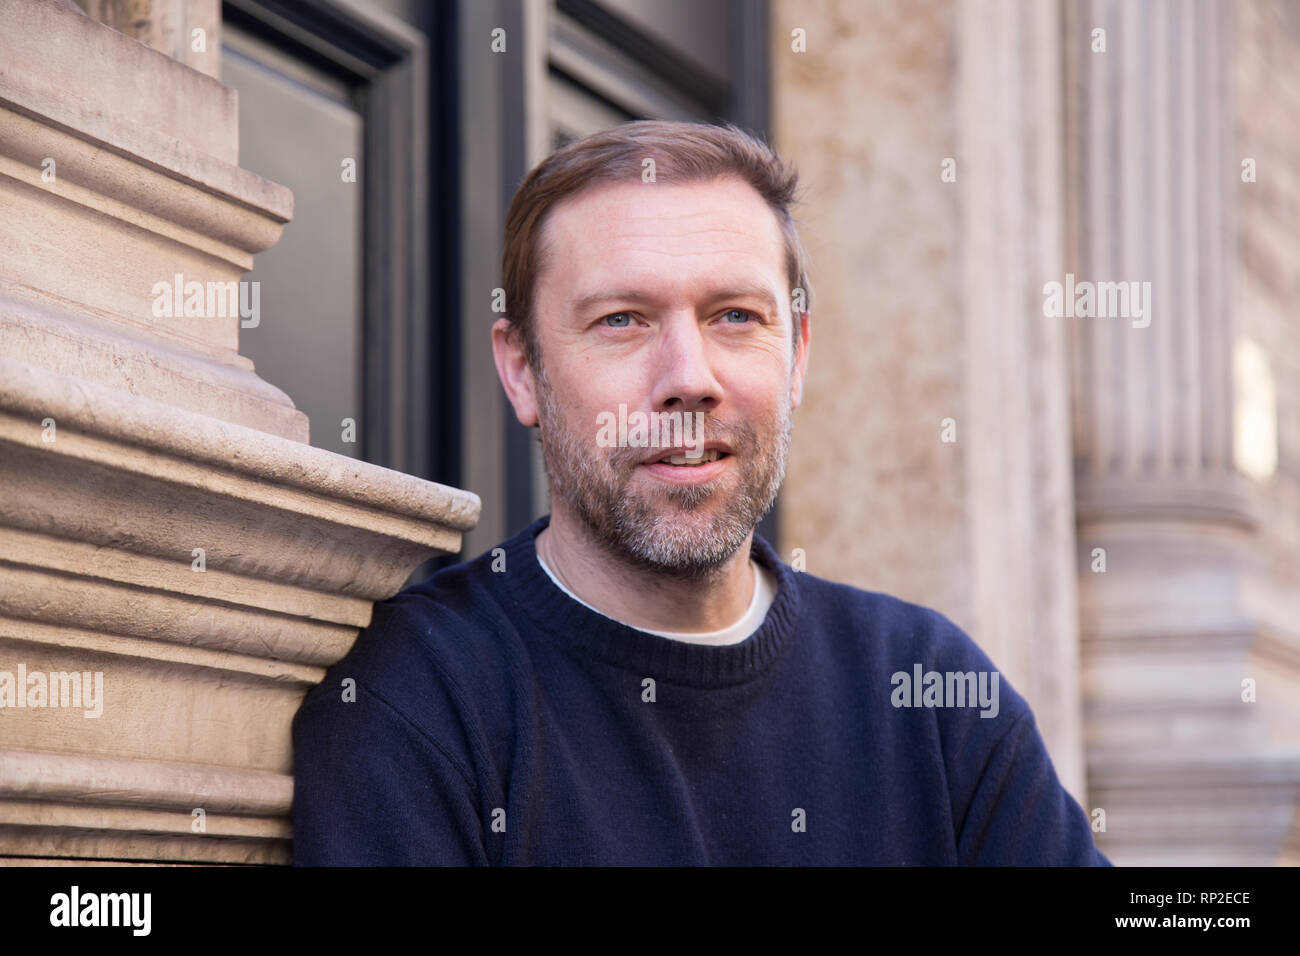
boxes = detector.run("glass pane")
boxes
[221,25,364,459]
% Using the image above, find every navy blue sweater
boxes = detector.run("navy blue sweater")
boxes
[291,514,1110,865]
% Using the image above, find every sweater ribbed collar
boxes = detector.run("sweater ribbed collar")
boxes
[498,514,799,688]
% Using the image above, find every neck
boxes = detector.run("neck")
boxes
[536,501,756,633]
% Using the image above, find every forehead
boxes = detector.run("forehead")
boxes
[535,175,787,302]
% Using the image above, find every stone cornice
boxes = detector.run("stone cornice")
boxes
[0,356,480,598]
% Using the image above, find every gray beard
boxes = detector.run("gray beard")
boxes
[534,370,792,582]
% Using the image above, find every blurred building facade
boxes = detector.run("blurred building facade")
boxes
[0,0,1295,864]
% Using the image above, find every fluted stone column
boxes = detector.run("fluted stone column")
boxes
[0,0,479,864]
[1067,0,1299,865]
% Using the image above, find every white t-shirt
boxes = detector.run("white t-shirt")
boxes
[535,552,777,646]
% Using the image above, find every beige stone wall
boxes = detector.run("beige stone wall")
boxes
[773,0,970,642]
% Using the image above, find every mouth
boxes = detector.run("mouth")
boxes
[651,448,727,467]
[638,445,732,484]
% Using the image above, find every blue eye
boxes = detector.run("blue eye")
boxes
[603,313,633,328]
[723,309,756,324]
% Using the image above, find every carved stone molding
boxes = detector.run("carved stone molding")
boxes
[0,0,481,863]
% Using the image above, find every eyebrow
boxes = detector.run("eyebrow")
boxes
[571,285,779,315]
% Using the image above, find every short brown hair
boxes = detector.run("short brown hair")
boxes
[501,120,813,370]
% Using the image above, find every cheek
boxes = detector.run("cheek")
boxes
[719,334,793,379]
[546,384,607,446]
[721,364,792,414]
[560,365,640,413]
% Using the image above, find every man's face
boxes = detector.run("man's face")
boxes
[505,174,809,578]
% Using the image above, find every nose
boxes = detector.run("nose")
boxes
[650,312,721,414]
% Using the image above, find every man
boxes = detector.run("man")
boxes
[291,120,1110,866]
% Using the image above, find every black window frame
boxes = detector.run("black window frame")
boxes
[221,0,456,491]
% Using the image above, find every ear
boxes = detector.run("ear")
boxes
[790,309,811,410]
[492,318,539,427]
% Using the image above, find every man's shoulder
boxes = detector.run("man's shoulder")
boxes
[785,563,1005,672]
[294,543,523,745]
[779,559,1032,726]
